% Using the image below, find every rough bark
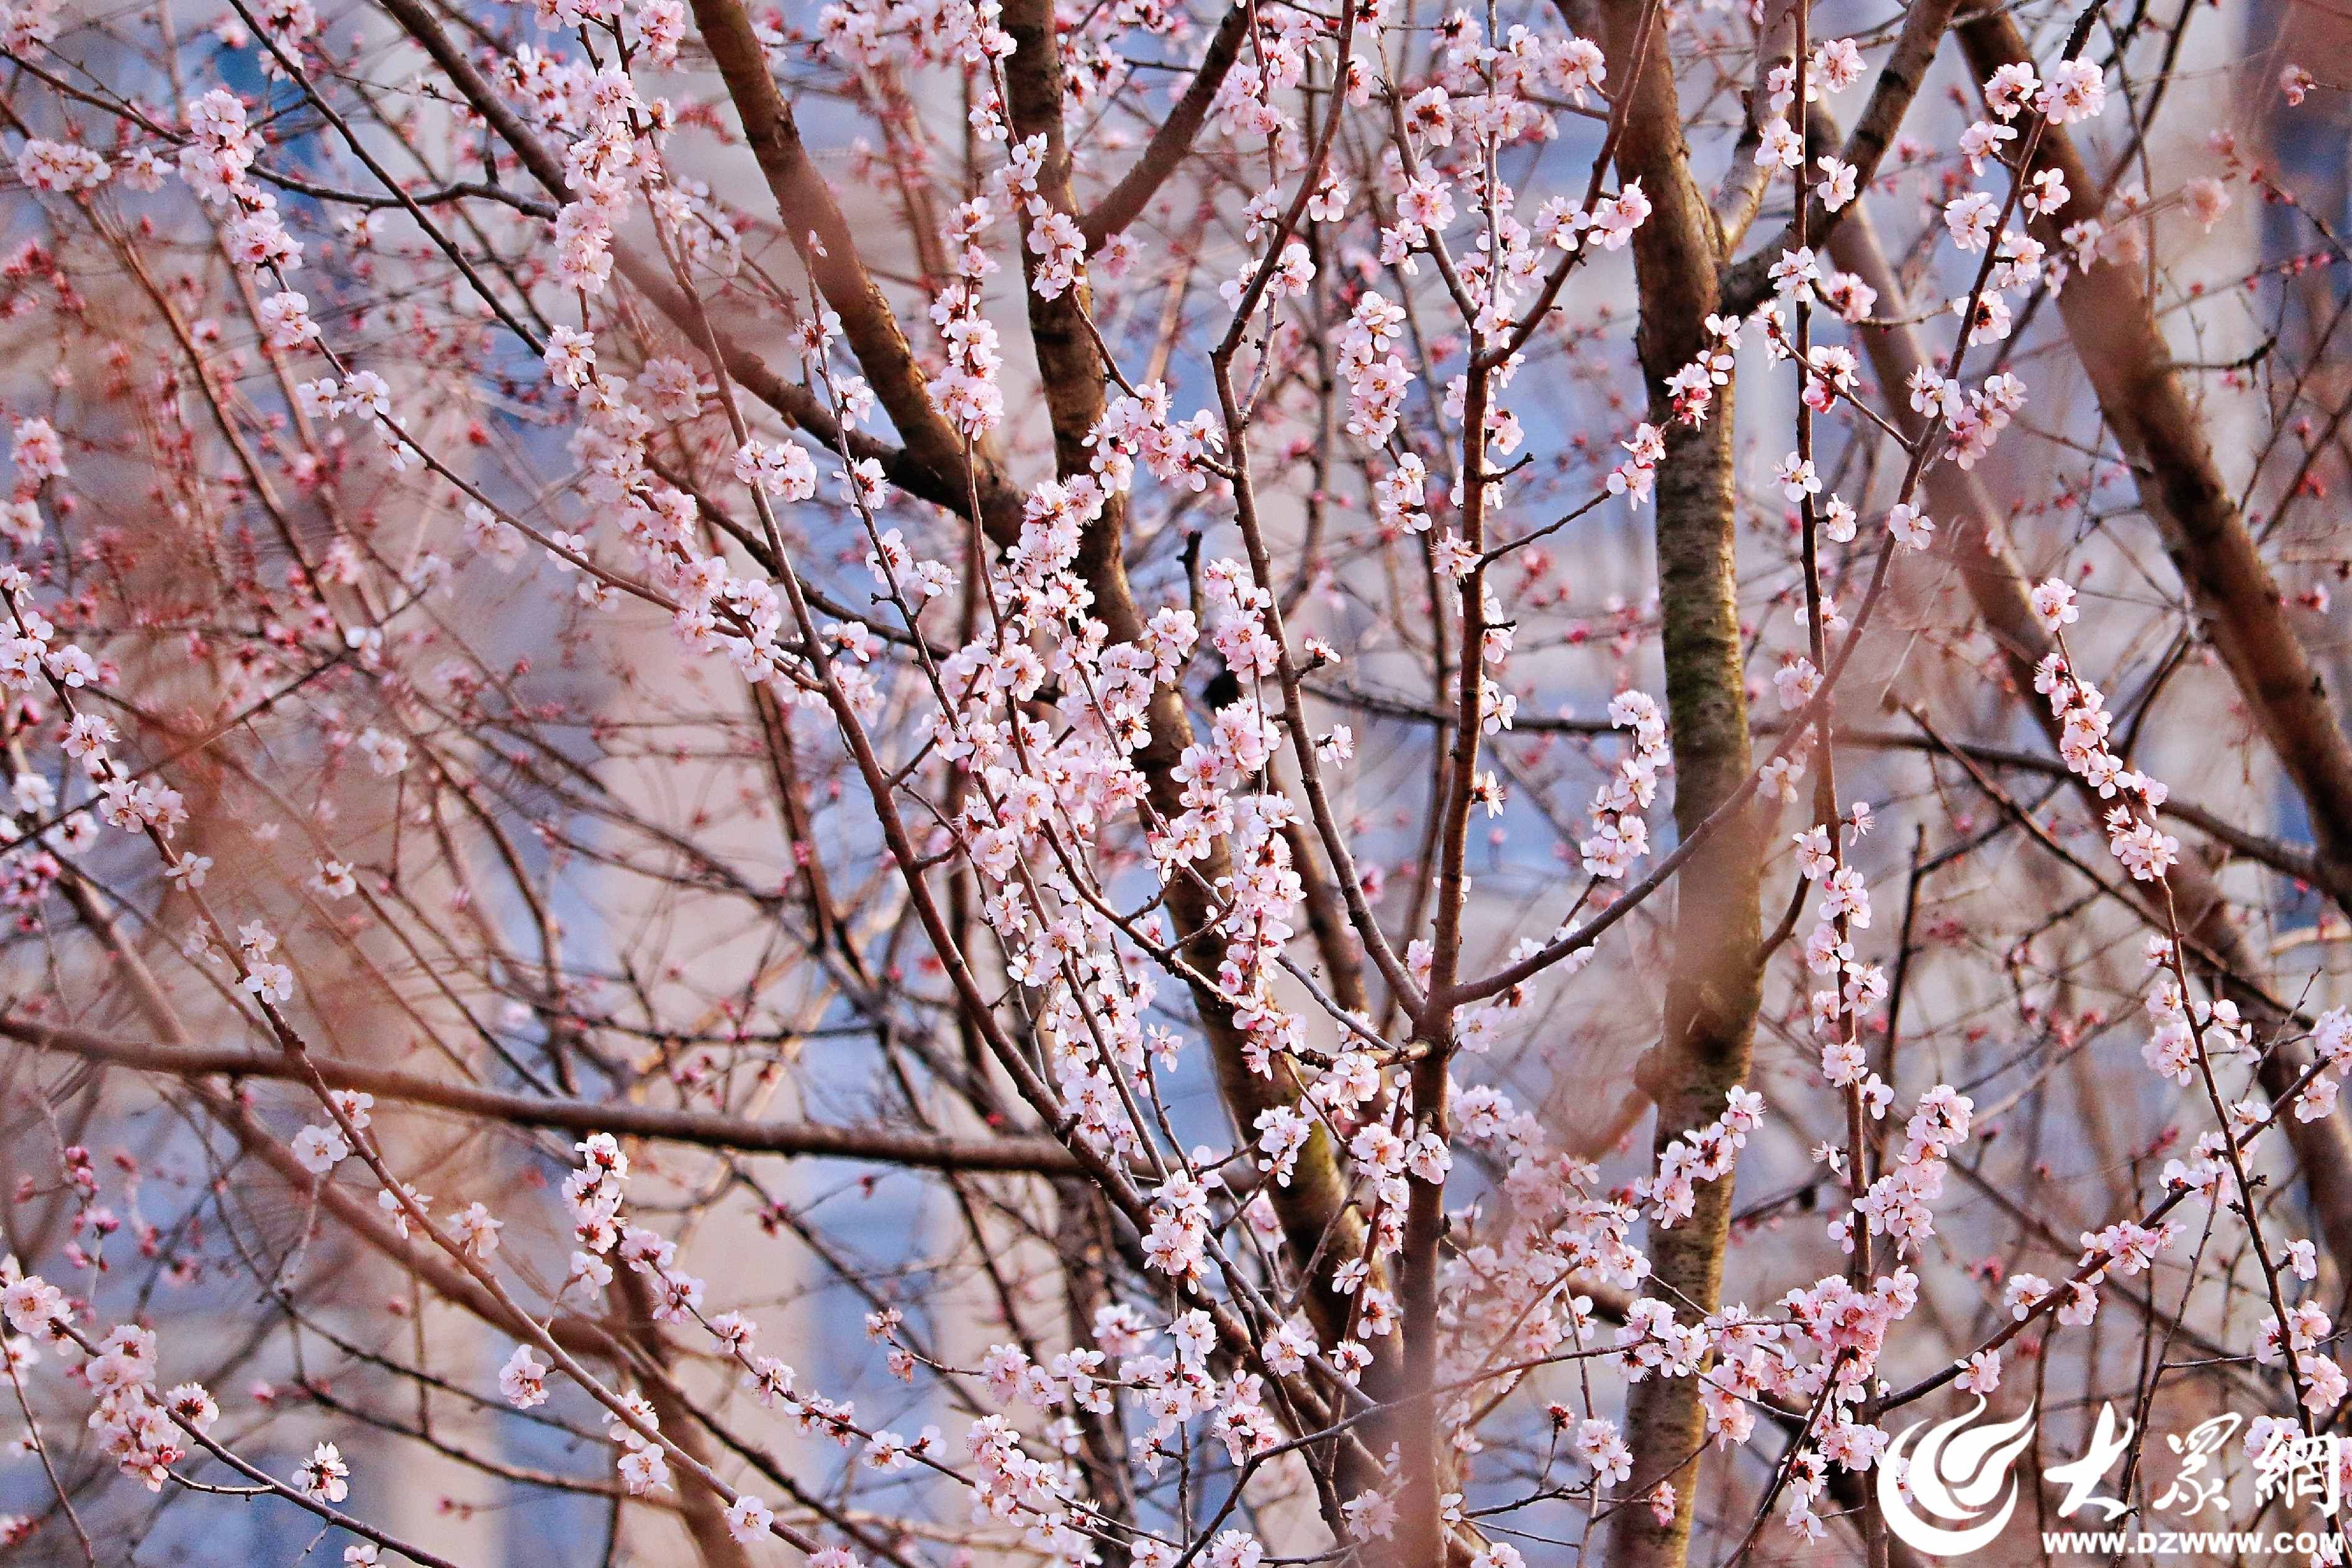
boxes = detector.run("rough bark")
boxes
[1598,1,1766,1563]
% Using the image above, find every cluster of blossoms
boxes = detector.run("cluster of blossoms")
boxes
[967,1412,1108,1558]
[1338,289,1414,446]
[2141,957,2251,1086]
[1563,1245,1934,1541]
[78,1324,199,1490]
[544,1135,759,1514]
[1664,313,1742,425]
[2027,600,2182,884]
[1913,364,2030,470]
[1208,0,1341,145]
[1578,690,1667,878]
[173,89,311,332]
[928,199,1008,436]
[1793,806,1888,1075]
[13,138,109,193]
[2,1263,234,1495]
[2252,1298,2348,1414]
[2006,1212,2178,1338]
[1846,1086,1974,1256]
[2294,1009,2352,1122]
[1009,137,1090,302]
[1635,1086,1765,1226]
[541,61,642,296]
[1744,1268,1924,1538]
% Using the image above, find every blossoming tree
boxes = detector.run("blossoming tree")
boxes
[2,0,2351,1559]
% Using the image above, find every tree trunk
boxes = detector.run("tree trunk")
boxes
[1599,1,1766,1562]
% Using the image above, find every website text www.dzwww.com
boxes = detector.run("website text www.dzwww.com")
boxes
[2041,1529,2346,1558]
